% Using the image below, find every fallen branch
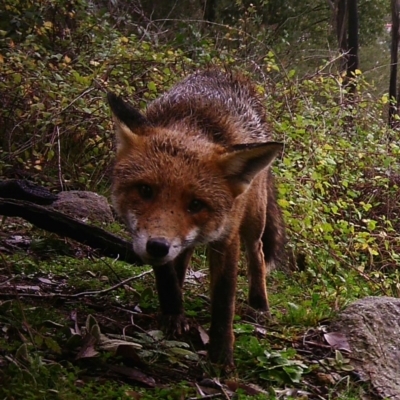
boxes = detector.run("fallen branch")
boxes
[0,198,142,265]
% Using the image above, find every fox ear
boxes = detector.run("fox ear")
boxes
[219,142,283,197]
[107,92,149,153]
[107,92,149,130]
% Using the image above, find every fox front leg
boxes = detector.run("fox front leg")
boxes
[152,248,193,335]
[207,238,240,367]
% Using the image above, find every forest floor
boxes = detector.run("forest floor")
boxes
[0,217,377,400]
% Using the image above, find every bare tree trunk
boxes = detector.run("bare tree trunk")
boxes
[389,0,400,127]
[201,0,216,22]
[346,0,359,93]
[335,0,359,93]
[336,0,348,72]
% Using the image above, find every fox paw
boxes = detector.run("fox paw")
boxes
[248,293,270,312]
[208,340,235,369]
[159,314,189,336]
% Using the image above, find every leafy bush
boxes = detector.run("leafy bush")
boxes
[0,0,230,189]
[266,67,400,279]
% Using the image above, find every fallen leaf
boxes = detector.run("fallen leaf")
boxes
[116,345,145,367]
[226,380,268,396]
[254,325,267,336]
[195,382,219,396]
[188,269,207,280]
[168,347,198,360]
[66,333,82,349]
[86,315,101,340]
[109,365,155,387]
[315,371,339,385]
[38,277,55,284]
[99,334,142,353]
[198,325,209,345]
[75,334,98,359]
[70,310,81,335]
[324,331,351,352]
[15,343,29,361]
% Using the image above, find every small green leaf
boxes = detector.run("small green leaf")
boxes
[147,81,157,92]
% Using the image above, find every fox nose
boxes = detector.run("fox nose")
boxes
[146,238,170,258]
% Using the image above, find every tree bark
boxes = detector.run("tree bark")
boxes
[389,0,400,127]
[202,0,216,22]
[336,0,348,72]
[346,0,359,94]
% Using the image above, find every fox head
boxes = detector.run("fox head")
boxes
[108,92,282,266]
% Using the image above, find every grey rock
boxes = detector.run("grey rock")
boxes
[331,296,400,398]
[50,191,114,224]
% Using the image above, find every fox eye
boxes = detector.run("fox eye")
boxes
[137,184,153,200]
[188,199,206,214]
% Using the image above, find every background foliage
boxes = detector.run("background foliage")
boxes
[2,0,399,274]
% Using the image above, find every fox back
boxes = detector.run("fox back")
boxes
[108,69,284,366]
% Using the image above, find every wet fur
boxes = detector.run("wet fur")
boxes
[108,69,285,366]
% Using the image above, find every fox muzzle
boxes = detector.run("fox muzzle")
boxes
[146,237,171,258]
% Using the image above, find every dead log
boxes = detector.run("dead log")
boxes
[0,179,58,204]
[0,198,142,265]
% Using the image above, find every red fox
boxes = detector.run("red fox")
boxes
[107,69,284,366]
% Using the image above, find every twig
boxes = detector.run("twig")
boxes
[0,269,152,299]
[60,87,95,113]
[0,275,19,287]
[189,392,224,400]
[56,126,63,191]
[68,269,152,298]
[98,256,123,282]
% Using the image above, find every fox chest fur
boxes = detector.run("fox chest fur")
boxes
[108,69,284,367]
